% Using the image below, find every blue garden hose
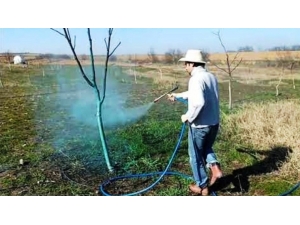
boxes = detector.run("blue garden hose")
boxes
[279,182,300,196]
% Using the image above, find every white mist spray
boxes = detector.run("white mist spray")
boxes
[36,65,154,162]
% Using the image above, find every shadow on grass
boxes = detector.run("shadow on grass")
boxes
[212,146,292,194]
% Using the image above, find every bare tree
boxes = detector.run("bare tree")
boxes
[131,54,137,84]
[164,49,183,64]
[275,66,284,96]
[276,51,299,90]
[5,51,12,63]
[238,46,254,52]
[201,50,210,62]
[5,51,12,71]
[81,54,88,61]
[51,28,121,172]
[158,67,163,79]
[291,62,297,89]
[0,70,3,88]
[212,31,243,110]
[148,48,159,63]
[291,57,300,89]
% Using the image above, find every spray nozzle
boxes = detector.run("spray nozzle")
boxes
[153,85,179,103]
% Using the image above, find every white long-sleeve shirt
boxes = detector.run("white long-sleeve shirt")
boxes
[176,67,219,128]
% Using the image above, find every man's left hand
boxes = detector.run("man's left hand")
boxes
[181,114,188,123]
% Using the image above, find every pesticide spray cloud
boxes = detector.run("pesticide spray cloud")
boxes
[35,65,153,168]
[55,65,153,128]
[69,83,152,128]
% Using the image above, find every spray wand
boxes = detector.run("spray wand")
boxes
[153,85,179,103]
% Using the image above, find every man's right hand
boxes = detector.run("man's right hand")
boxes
[167,93,177,102]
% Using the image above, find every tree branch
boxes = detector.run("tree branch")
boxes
[231,58,243,73]
[54,28,94,87]
[213,31,228,53]
[229,52,240,68]
[101,28,120,105]
[87,29,100,100]
[104,38,108,49]
[50,28,65,37]
[66,29,71,40]
[73,36,76,49]
[109,42,121,57]
[211,62,228,74]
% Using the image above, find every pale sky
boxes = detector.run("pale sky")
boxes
[1,1,299,55]
[1,28,299,55]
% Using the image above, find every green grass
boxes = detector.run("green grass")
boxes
[218,79,300,106]
[249,176,300,196]
[0,65,299,196]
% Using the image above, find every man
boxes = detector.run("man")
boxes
[167,49,222,196]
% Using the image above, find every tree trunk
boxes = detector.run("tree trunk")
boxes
[159,68,162,79]
[134,69,137,84]
[276,67,284,96]
[28,74,31,86]
[292,77,295,90]
[228,77,232,110]
[291,63,295,89]
[97,99,113,172]
[276,76,282,96]
[134,54,137,84]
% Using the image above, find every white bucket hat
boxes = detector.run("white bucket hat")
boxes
[179,49,206,64]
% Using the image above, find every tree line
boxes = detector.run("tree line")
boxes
[238,45,300,52]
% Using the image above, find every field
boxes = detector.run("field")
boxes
[0,53,300,196]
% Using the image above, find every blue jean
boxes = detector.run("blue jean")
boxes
[188,124,220,188]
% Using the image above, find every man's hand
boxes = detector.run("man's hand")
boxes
[167,93,177,102]
[181,114,188,123]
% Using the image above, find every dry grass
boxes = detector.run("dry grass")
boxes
[209,51,300,61]
[207,66,300,83]
[152,76,178,89]
[2,50,299,65]
[225,100,300,177]
[115,51,300,62]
